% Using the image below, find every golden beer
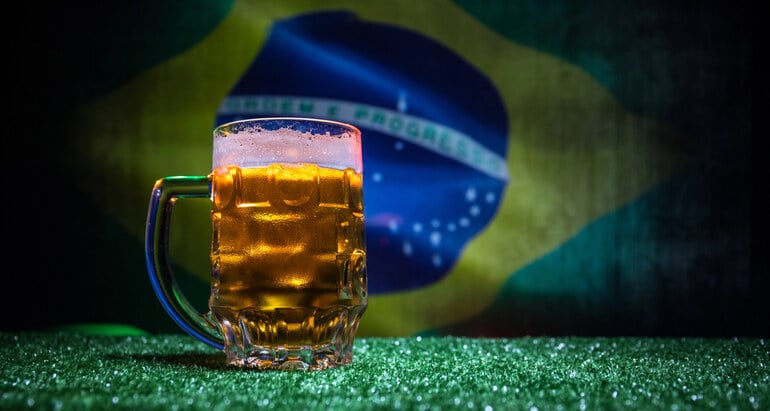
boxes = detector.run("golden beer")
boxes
[146,117,365,370]
[208,163,367,369]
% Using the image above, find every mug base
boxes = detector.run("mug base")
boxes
[225,346,353,370]
[212,304,367,370]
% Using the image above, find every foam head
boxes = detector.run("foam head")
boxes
[213,118,363,172]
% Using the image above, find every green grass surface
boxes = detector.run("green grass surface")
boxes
[1,332,767,410]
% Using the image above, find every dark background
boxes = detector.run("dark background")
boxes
[6,0,763,337]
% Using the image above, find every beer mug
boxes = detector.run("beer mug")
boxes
[145,117,368,370]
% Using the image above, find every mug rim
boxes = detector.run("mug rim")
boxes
[214,116,361,136]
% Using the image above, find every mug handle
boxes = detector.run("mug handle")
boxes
[145,176,224,350]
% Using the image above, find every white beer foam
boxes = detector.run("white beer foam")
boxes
[213,120,362,172]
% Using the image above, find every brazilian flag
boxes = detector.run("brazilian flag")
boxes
[9,0,760,338]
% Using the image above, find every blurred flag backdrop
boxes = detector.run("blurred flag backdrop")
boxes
[9,0,760,337]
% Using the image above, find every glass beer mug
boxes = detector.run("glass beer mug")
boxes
[145,118,368,370]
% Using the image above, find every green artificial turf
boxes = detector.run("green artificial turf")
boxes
[1,332,767,410]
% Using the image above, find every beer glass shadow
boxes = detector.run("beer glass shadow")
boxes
[108,351,375,372]
[108,352,243,371]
